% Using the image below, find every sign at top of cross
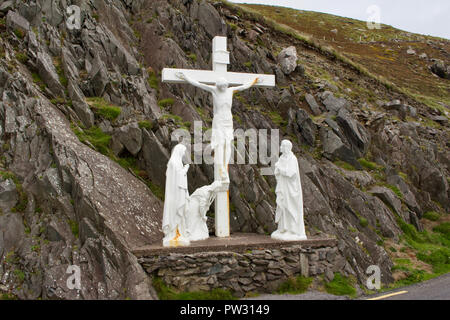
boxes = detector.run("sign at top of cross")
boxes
[162,36,276,87]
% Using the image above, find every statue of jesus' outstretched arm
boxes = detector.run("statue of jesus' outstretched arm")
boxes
[233,77,259,93]
[176,72,215,94]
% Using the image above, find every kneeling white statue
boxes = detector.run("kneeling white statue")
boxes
[185,181,223,241]
[162,144,191,247]
[271,140,307,241]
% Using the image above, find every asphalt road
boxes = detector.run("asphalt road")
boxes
[245,273,450,300]
[364,272,450,300]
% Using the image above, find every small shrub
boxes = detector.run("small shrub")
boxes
[138,120,153,130]
[14,28,25,39]
[278,276,312,294]
[423,211,441,222]
[32,72,46,90]
[395,269,427,286]
[53,57,68,87]
[334,160,356,171]
[13,269,25,282]
[16,52,28,64]
[86,97,122,121]
[72,125,112,155]
[387,184,403,198]
[325,273,356,298]
[158,98,175,109]
[68,220,79,238]
[152,277,236,300]
[244,61,253,68]
[147,70,159,91]
[357,158,382,171]
[187,53,197,63]
[359,217,369,228]
[433,222,450,240]
[228,22,238,31]
[268,111,287,127]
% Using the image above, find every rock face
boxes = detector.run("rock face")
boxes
[0,0,448,299]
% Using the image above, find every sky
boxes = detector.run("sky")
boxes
[228,0,450,40]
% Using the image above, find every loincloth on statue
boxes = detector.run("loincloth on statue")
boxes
[211,117,234,150]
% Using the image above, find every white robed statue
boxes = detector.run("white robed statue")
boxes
[162,144,191,247]
[185,181,223,241]
[271,140,307,241]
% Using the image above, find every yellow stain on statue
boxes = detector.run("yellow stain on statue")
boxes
[169,227,182,247]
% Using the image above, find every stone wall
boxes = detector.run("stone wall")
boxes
[138,241,345,297]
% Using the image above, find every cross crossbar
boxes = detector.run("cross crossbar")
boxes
[162,68,275,88]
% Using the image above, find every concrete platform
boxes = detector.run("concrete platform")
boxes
[132,233,337,257]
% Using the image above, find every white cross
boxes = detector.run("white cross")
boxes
[162,36,275,238]
[162,36,275,87]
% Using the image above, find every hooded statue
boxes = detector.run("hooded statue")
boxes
[185,181,223,241]
[162,144,190,247]
[271,140,307,241]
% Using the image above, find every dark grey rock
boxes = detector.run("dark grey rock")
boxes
[296,108,317,146]
[320,91,348,114]
[0,179,18,213]
[321,127,360,168]
[336,108,370,157]
[114,122,142,156]
[6,11,29,33]
[68,80,95,128]
[305,93,322,116]
[430,60,450,79]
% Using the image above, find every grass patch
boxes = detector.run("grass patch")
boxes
[359,217,369,228]
[0,293,17,300]
[72,125,112,155]
[433,222,450,240]
[86,97,121,121]
[13,269,25,282]
[244,61,253,69]
[53,57,68,87]
[16,52,28,64]
[334,160,356,171]
[397,219,450,276]
[158,98,175,109]
[187,53,197,63]
[68,220,79,238]
[277,276,312,294]
[147,69,159,91]
[423,211,441,222]
[138,120,153,130]
[32,72,46,91]
[14,28,25,39]
[357,158,382,171]
[325,273,356,298]
[268,111,287,127]
[152,277,236,300]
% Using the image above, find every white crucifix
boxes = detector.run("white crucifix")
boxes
[162,36,276,238]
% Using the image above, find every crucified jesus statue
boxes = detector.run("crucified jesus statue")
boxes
[176,72,259,183]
